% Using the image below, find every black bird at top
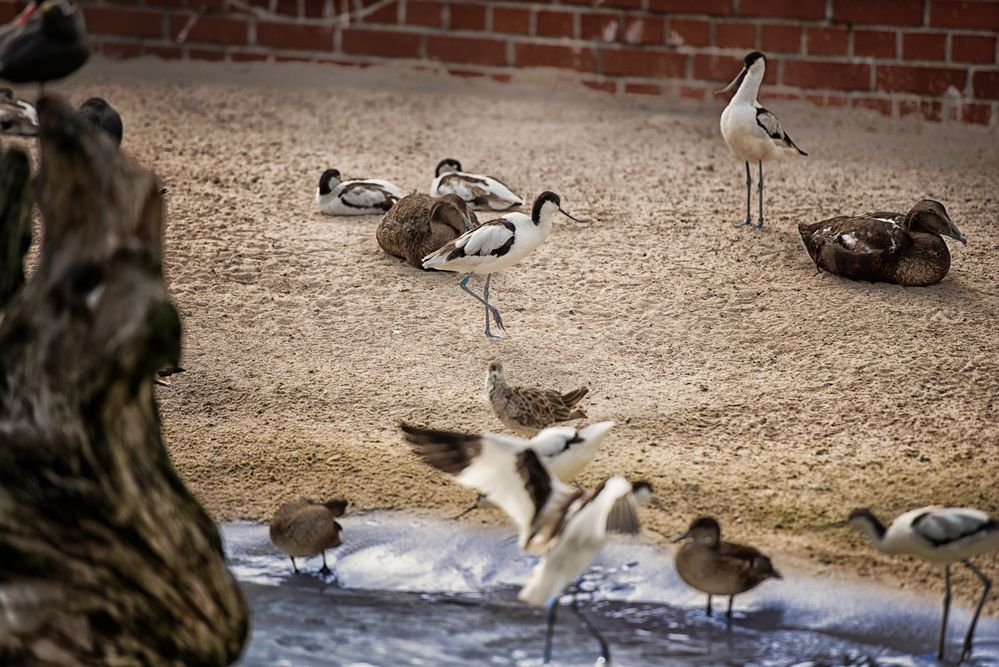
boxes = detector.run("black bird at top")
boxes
[0,0,90,93]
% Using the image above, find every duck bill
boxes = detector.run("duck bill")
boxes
[716,68,746,95]
[946,219,967,244]
[559,207,584,223]
[671,530,690,544]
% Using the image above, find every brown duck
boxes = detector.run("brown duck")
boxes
[798,199,966,286]
[269,497,347,575]
[377,193,478,269]
[486,360,588,435]
[674,516,782,618]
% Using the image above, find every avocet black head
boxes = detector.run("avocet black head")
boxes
[318,168,341,195]
[531,191,583,225]
[718,51,766,94]
[435,158,462,177]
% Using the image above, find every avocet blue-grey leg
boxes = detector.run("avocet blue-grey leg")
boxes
[737,162,752,228]
[960,559,991,662]
[458,273,504,339]
[939,564,951,660]
[570,594,610,665]
[756,160,765,230]
[483,274,505,336]
[543,598,558,665]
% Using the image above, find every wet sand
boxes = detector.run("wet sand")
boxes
[28,58,998,612]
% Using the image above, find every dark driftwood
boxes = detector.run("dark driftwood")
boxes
[0,146,32,307]
[0,98,247,664]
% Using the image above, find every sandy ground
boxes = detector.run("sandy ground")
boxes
[19,58,998,611]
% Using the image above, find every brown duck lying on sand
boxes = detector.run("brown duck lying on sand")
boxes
[269,497,347,575]
[798,199,966,286]
[674,516,782,618]
[377,193,478,269]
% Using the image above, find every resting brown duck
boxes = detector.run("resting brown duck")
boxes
[798,199,966,286]
[269,497,347,575]
[376,192,478,269]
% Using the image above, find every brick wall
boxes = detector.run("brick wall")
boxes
[8,0,997,126]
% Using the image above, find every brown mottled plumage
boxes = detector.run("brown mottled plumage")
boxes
[376,193,478,269]
[269,497,347,574]
[486,361,588,435]
[798,199,966,286]
[674,516,782,618]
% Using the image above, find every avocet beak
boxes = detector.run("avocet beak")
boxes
[559,207,585,223]
[671,530,690,544]
[716,68,746,95]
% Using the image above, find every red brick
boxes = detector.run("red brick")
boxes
[582,79,618,94]
[0,1,18,22]
[427,35,507,66]
[852,97,893,115]
[648,0,730,15]
[145,44,183,60]
[257,21,333,51]
[877,65,966,95]
[715,22,757,49]
[447,68,486,79]
[536,9,574,37]
[961,102,992,125]
[303,0,326,18]
[169,15,248,45]
[562,0,641,8]
[680,84,708,101]
[739,0,826,20]
[902,32,946,60]
[668,18,710,47]
[188,48,226,62]
[625,82,663,95]
[450,3,486,31]
[761,24,801,53]
[784,59,871,90]
[805,93,849,107]
[100,40,143,59]
[84,7,163,38]
[492,6,530,34]
[899,99,943,121]
[274,0,297,16]
[806,27,849,55]
[580,12,620,42]
[622,17,664,45]
[514,43,596,72]
[406,1,443,27]
[973,70,999,99]
[692,53,744,82]
[603,47,685,78]
[231,51,269,62]
[765,91,801,101]
[952,34,996,63]
[274,55,315,64]
[833,0,924,26]
[143,0,225,7]
[930,0,999,30]
[854,30,897,58]
[363,1,399,23]
[341,28,421,58]
[491,73,513,83]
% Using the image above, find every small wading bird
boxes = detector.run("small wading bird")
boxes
[78,96,122,146]
[401,423,651,666]
[269,497,348,575]
[0,0,90,94]
[798,199,966,286]
[673,516,782,618]
[315,168,405,216]
[718,51,806,230]
[486,360,588,435]
[422,191,582,340]
[376,192,477,269]
[430,158,524,211]
[0,87,36,135]
[826,506,998,663]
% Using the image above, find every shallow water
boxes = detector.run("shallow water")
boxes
[224,512,999,666]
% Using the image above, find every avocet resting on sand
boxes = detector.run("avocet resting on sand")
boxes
[401,422,650,666]
[718,51,806,230]
[422,191,581,339]
[315,168,404,216]
[829,506,999,662]
[430,158,524,211]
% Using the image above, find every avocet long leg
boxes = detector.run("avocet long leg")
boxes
[320,551,332,576]
[570,595,610,665]
[458,273,504,339]
[939,564,951,660]
[756,160,765,231]
[290,556,298,574]
[483,274,505,336]
[737,162,752,227]
[706,594,713,616]
[543,599,558,665]
[960,560,992,662]
[727,595,735,619]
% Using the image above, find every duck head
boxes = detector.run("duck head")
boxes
[431,195,477,233]
[323,498,348,517]
[673,516,721,546]
[532,191,583,225]
[906,199,966,244]
[318,168,341,196]
[435,158,462,177]
[717,51,766,97]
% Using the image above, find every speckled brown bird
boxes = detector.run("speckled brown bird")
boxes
[798,199,966,286]
[269,497,347,575]
[486,361,588,435]
[674,516,782,618]
[376,192,478,269]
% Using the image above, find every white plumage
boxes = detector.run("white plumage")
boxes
[0,87,36,136]
[430,158,523,211]
[315,168,404,216]
[530,421,615,482]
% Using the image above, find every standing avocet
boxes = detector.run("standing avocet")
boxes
[831,506,999,662]
[315,168,404,216]
[401,422,651,666]
[718,51,806,230]
[422,191,581,339]
[430,158,524,211]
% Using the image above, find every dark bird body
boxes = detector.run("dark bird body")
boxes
[376,193,478,269]
[269,497,347,575]
[78,97,122,145]
[799,199,966,286]
[0,1,89,88]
